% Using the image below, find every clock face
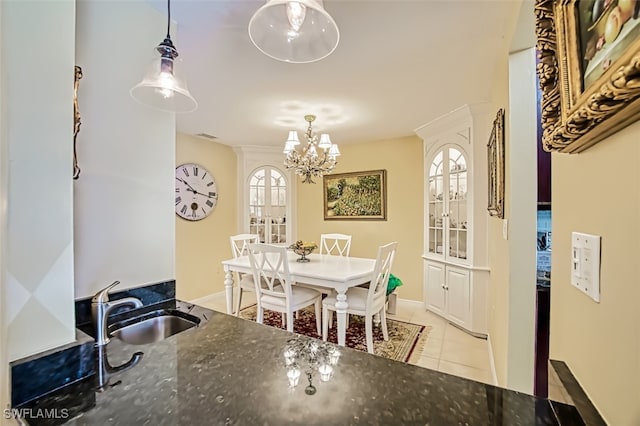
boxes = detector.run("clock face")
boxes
[175,163,218,221]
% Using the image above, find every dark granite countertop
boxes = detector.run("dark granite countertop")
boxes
[56,305,581,425]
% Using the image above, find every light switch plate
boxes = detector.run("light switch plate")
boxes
[571,232,601,302]
[502,219,509,240]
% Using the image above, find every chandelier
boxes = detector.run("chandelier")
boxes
[283,115,340,184]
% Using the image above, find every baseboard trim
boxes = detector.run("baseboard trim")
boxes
[396,297,422,308]
[486,334,499,386]
[189,291,225,306]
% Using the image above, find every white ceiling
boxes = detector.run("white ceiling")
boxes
[151,0,532,148]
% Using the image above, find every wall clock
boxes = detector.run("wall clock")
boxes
[175,163,218,221]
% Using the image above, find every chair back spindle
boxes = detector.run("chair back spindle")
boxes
[229,234,260,316]
[319,233,352,256]
[367,242,398,308]
[230,234,259,258]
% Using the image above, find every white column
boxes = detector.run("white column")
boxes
[506,47,538,393]
[0,0,10,414]
[3,0,77,362]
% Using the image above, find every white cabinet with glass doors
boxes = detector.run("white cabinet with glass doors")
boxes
[248,167,287,244]
[235,146,295,245]
[416,104,491,337]
[424,261,471,329]
[427,147,469,262]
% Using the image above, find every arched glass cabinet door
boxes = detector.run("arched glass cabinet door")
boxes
[426,146,468,261]
[248,167,287,243]
[448,147,468,260]
[427,151,445,256]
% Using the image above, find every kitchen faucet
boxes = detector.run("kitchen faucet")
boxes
[92,281,143,346]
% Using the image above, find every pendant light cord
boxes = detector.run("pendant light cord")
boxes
[166,0,171,39]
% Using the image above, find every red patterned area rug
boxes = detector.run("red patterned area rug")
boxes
[239,305,430,363]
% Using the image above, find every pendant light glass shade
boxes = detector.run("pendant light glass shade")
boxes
[248,0,339,64]
[130,0,197,113]
[130,41,197,113]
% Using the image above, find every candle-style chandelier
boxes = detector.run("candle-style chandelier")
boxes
[283,114,340,184]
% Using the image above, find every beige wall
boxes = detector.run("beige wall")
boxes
[486,53,511,387]
[296,136,424,301]
[550,121,640,425]
[175,134,238,301]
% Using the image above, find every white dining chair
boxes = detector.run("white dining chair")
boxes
[318,233,353,320]
[319,233,352,256]
[230,234,259,316]
[248,243,322,335]
[322,241,398,354]
[296,233,352,301]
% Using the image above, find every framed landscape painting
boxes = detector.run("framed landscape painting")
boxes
[323,170,387,220]
[535,0,640,153]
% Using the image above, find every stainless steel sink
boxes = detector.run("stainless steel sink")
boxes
[110,311,199,345]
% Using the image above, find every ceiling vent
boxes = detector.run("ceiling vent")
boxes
[196,133,218,140]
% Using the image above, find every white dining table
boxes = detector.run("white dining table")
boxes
[221,252,376,347]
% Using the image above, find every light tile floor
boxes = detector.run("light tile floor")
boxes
[196,292,576,404]
[389,299,496,386]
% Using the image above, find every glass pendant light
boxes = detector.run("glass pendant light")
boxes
[130,0,197,113]
[248,0,340,64]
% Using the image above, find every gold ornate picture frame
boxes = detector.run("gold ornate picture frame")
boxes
[487,109,505,218]
[536,0,640,153]
[73,65,83,179]
[323,170,387,220]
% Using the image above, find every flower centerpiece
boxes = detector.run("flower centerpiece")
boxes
[289,240,318,263]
